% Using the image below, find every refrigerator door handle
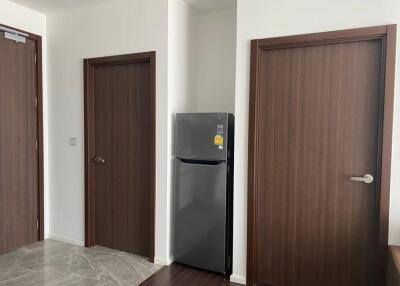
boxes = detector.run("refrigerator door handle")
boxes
[177,158,225,165]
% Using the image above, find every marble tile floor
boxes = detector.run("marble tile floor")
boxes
[0,239,161,286]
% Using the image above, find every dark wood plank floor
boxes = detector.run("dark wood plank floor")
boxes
[140,263,241,286]
[387,246,400,286]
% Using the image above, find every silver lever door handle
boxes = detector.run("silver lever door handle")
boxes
[92,156,105,163]
[350,174,373,184]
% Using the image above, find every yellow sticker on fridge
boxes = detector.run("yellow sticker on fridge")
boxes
[214,134,224,146]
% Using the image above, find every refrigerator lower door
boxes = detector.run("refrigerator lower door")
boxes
[173,159,227,273]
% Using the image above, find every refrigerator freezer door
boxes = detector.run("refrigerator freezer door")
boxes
[175,113,229,161]
[173,159,227,273]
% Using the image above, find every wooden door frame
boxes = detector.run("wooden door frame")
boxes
[247,25,397,285]
[84,52,156,262]
[0,23,45,242]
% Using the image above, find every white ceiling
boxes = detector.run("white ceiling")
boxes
[10,0,120,14]
[11,0,236,14]
[183,0,236,12]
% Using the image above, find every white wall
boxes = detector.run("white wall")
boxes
[233,0,400,283]
[0,0,49,238]
[167,0,237,265]
[167,0,198,263]
[169,1,236,114]
[191,8,236,113]
[168,0,198,114]
[0,0,44,33]
[47,0,170,260]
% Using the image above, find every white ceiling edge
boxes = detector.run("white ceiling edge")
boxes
[182,0,237,13]
[9,0,236,15]
[9,0,121,14]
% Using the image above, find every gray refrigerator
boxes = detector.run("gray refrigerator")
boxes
[173,113,234,275]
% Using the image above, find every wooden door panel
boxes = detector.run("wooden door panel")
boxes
[248,26,396,286]
[256,41,381,286]
[94,61,152,257]
[0,34,38,254]
[94,65,114,248]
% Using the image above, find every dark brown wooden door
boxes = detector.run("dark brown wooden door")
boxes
[88,55,154,258]
[248,26,396,286]
[0,32,39,254]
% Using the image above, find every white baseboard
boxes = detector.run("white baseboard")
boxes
[154,256,172,266]
[48,234,85,247]
[230,274,246,285]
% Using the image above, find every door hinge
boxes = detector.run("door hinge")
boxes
[35,97,38,107]
[35,139,38,150]
[34,53,37,63]
[36,220,39,230]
